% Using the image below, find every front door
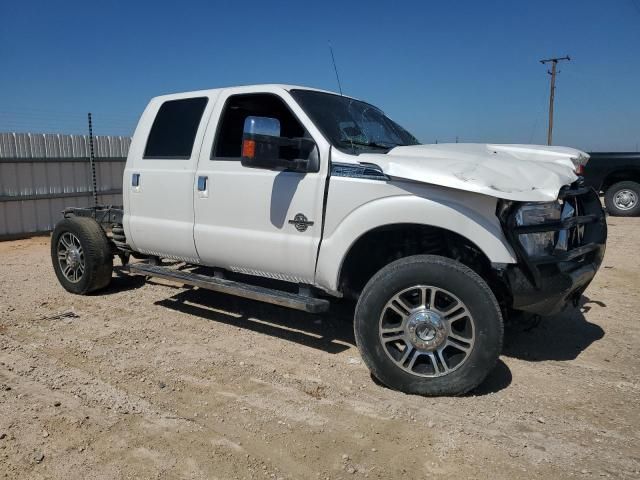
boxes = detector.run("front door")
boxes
[193,89,329,284]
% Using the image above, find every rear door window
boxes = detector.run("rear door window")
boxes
[144,97,208,159]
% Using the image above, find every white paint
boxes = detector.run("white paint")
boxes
[192,86,330,284]
[315,148,518,292]
[359,143,585,202]
[123,84,584,296]
[123,90,219,259]
[123,85,315,255]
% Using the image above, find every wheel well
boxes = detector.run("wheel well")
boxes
[602,170,640,192]
[338,224,506,303]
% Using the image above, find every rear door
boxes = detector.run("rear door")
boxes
[124,94,216,262]
[193,88,329,284]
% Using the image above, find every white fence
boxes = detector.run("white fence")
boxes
[0,133,130,239]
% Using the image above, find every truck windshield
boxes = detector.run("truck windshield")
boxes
[290,89,420,154]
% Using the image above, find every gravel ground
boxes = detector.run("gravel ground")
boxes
[1,218,639,479]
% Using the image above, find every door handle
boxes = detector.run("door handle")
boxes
[132,173,140,187]
[197,176,208,192]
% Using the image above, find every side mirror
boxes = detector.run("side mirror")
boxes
[240,116,315,173]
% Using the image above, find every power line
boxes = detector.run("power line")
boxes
[0,109,137,136]
[540,55,570,145]
[0,111,136,121]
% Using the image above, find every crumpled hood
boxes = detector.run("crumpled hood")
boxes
[359,143,587,202]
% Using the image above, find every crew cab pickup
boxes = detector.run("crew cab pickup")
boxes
[51,84,607,396]
[583,151,640,216]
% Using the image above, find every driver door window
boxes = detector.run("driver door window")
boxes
[212,93,312,163]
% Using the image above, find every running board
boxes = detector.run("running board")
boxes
[129,263,330,314]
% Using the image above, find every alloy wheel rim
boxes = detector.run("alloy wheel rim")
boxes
[57,232,85,283]
[378,285,475,377]
[613,189,637,211]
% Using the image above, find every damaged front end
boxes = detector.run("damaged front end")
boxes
[497,180,607,316]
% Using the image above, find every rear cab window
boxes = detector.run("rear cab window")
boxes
[144,97,208,159]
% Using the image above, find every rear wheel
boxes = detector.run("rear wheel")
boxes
[604,181,640,216]
[51,217,113,294]
[354,255,503,396]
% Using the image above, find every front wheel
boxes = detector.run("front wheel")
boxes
[354,255,503,396]
[51,217,113,294]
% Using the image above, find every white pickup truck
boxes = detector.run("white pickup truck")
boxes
[51,84,607,396]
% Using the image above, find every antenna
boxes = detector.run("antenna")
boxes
[328,42,343,96]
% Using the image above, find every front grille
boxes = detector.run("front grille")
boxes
[505,181,607,286]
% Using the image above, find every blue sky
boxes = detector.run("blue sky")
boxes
[1,0,639,151]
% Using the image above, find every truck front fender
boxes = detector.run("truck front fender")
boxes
[315,193,517,293]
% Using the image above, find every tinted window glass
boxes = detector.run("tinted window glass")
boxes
[144,97,208,159]
[213,94,306,159]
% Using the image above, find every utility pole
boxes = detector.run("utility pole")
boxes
[540,55,570,145]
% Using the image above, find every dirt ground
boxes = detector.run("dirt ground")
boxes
[1,219,639,480]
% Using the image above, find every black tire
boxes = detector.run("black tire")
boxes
[51,217,113,294]
[604,181,640,217]
[354,255,503,396]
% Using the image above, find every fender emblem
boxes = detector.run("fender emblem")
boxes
[288,213,314,232]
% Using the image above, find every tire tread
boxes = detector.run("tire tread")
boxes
[51,217,113,294]
[354,254,503,396]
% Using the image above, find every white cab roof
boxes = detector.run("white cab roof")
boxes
[149,84,348,103]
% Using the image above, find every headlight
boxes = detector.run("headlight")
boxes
[515,202,561,257]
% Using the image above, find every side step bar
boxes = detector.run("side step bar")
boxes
[129,263,330,314]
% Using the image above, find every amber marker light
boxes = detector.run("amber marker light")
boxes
[242,139,256,158]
